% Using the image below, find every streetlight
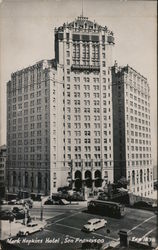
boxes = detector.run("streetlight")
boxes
[40,199,43,221]
[40,196,47,221]
[9,219,12,237]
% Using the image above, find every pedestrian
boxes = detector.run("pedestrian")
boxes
[148,236,152,247]
[27,216,31,225]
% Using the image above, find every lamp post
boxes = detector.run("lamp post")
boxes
[9,219,12,237]
[40,198,43,221]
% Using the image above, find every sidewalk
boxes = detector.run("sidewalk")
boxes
[0,220,25,240]
[0,219,47,240]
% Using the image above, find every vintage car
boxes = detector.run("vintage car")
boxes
[17,222,45,236]
[82,218,107,232]
[0,210,15,221]
[12,207,25,219]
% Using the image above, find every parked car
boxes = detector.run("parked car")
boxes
[17,199,33,208]
[0,200,8,205]
[17,222,45,236]
[44,198,69,205]
[12,207,25,219]
[44,198,55,205]
[67,192,84,201]
[0,210,15,221]
[82,218,107,232]
[60,199,70,205]
[8,199,17,205]
[12,207,22,213]
[133,201,153,209]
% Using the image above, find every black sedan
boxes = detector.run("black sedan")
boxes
[12,207,25,219]
[0,210,15,221]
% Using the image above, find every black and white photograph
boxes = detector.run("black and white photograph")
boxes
[0,0,157,249]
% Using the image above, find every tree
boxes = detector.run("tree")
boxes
[117,177,129,188]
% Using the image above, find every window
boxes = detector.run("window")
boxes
[66,51,70,57]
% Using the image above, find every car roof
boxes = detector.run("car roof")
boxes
[28,222,37,226]
[88,218,101,223]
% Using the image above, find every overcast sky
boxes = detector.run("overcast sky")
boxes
[0,0,157,164]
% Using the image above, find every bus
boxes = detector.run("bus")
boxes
[87,200,125,218]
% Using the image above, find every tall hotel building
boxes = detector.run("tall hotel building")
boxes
[52,16,115,193]
[7,16,115,197]
[6,16,153,197]
[112,63,153,197]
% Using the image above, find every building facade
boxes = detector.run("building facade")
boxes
[0,145,7,197]
[112,63,153,197]
[7,16,115,196]
[51,16,115,193]
[7,16,153,197]
[6,60,58,198]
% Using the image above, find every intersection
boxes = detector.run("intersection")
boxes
[1,203,157,249]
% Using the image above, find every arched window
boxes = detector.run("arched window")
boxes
[74,171,82,190]
[75,170,82,180]
[85,171,92,188]
[94,170,102,187]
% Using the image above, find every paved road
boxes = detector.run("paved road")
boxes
[1,205,157,249]
[0,202,86,220]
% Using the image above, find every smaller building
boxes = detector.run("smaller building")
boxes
[112,62,153,197]
[0,145,7,198]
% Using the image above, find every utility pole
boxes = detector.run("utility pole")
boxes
[9,220,12,236]
[40,198,43,221]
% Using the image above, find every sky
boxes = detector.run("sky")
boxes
[0,0,157,165]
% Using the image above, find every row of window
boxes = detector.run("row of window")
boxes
[67,84,110,92]
[9,82,48,94]
[65,101,111,112]
[8,161,49,167]
[9,171,48,190]
[8,113,48,123]
[8,138,48,145]
[127,146,151,152]
[128,93,150,106]
[127,130,151,138]
[8,130,48,138]
[8,98,47,107]
[10,154,49,160]
[127,116,150,125]
[8,146,48,153]
[8,93,48,103]
[127,84,149,95]
[129,169,152,185]
[127,160,152,166]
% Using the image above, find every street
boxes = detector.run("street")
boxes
[1,203,157,249]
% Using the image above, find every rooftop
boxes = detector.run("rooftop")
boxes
[55,16,114,35]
